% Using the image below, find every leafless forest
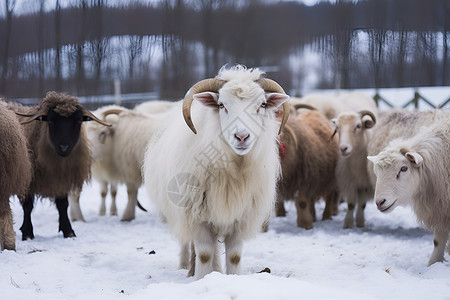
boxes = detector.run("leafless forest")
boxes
[1,0,449,100]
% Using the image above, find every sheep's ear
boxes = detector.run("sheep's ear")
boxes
[265,93,289,109]
[193,92,219,108]
[405,151,423,167]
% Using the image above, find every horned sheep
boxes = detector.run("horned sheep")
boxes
[368,120,450,266]
[143,65,290,279]
[8,92,109,240]
[332,108,378,228]
[275,108,339,229]
[0,102,32,250]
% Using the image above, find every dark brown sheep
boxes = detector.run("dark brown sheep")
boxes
[276,110,339,229]
[8,91,109,240]
[0,102,32,250]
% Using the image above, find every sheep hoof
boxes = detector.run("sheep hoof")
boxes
[343,223,353,229]
[322,213,332,221]
[297,222,313,230]
[63,230,76,238]
[20,225,35,240]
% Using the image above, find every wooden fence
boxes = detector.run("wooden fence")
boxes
[373,88,450,109]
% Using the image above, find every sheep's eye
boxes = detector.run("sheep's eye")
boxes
[356,124,362,129]
[396,166,408,179]
[218,102,224,109]
[260,102,267,109]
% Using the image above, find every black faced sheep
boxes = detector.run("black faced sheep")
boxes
[8,91,109,240]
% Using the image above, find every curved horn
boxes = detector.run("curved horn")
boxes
[182,78,226,134]
[359,110,376,128]
[293,103,317,111]
[102,108,126,118]
[15,112,36,117]
[18,110,48,124]
[283,124,298,149]
[81,107,112,127]
[256,78,290,135]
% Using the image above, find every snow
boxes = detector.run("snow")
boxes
[2,180,450,300]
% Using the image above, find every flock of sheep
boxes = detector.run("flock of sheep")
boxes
[0,65,449,280]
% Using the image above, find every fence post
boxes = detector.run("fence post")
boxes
[114,79,121,105]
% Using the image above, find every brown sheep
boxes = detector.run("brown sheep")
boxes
[0,102,32,250]
[7,92,109,240]
[276,110,339,229]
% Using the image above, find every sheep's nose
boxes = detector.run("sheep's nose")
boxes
[234,133,250,143]
[376,199,386,209]
[60,144,69,152]
[340,145,348,153]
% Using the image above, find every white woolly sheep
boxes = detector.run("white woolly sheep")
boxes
[0,102,32,250]
[368,121,450,266]
[143,65,290,279]
[9,91,109,240]
[68,105,124,222]
[133,100,175,114]
[70,104,166,221]
[367,108,450,187]
[332,109,377,228]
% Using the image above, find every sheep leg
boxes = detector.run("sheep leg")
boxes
[275,195,286,217]
[187,242,196,277]
[261,218,269,233]
[331,189,340,216]
[179,242,190,270]
[295,194,314,229]
[322,189,339,220]
[343,192,357,229]
[121,185,137,221]
[109,183,118,216]
[0,196,15,250]
[355,190,369,228]
[99,180,108,216]
[55,196,76,238]
[193,222,217,279]
[20,195,35,240]
[446,235,450,255]
[68,189,86,222]
[310,197,317,222]
[428,230,449,266]
[225,231,243,275]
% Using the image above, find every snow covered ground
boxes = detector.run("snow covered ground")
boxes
[2,180,449,300]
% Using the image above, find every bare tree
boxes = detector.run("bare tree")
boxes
[54,0,63,91]
[1,0,16,94]
[128,35,143,78]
